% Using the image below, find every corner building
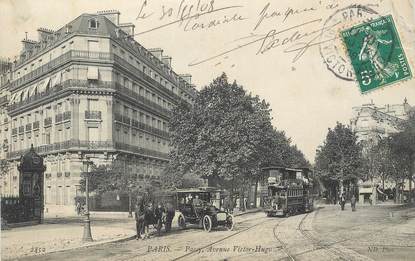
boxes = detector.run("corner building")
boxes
[0,10,196,214]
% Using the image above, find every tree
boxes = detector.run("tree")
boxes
[389,112,415,203]
[168,73,309,209]
[315,122,364,202]
[80,157,156,214]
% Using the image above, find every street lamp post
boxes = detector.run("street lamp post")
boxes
[82,158,93,242]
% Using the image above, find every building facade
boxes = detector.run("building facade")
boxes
[0,10,196,213]
[350,99,414,202]
[350,99,412,143]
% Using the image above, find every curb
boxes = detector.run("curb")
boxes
[5,210,262,260]
[234,209,261,217]
[3,230,137,261]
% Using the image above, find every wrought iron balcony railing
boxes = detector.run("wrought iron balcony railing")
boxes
[7,139,115,158]
[7,139,168,160]
[8,79,172,119]
[114,142,168,159]
[11,50,113,90]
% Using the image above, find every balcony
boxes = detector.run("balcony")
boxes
[18,126,24,133]
[25,123,32,132]
[132,119,139,128]
[6,139,115,159]
[33,121,40,129]
[11,50,113,90]
[114,142,168,160]
[9,78,174,119]
[44,117,52,127]
[122,116,131,125]
[85,111,102,120]
[63,111,71,121]
[113,82,172,118]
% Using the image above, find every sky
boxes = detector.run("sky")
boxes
[1,0,414,163]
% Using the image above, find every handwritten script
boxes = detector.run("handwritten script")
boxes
[131,0,376,66]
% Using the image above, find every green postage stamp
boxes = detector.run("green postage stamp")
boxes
[341,15,412,93]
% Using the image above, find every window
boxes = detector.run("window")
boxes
[88,18,99,29]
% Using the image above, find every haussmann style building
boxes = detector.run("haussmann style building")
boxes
[0,10,196,214]
[350,99,414,204]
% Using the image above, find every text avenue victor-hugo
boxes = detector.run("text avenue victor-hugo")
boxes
[147,245,273,254]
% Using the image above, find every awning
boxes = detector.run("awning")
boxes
[22,88,30,101]
[37,77,50,93]
[29,84,38,96]
[87,66,99,80]
[14,90,22,103]
[51,72,61,87]
[9,92,17,104]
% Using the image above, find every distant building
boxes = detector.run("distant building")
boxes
[350,99,414,203]
[0,10,196,214]
[350,99,412,144]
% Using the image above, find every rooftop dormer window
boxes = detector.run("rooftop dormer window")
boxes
[88,18,99,29]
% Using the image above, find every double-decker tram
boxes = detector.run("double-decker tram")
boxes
[262,167,314,217]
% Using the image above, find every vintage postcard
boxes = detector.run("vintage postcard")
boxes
[0,0,414,260]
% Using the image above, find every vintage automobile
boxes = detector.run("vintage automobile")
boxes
[175,188,234,232]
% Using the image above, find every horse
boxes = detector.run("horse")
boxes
[141,203,165,238]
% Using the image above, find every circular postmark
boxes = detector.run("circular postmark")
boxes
[319,4,382,81]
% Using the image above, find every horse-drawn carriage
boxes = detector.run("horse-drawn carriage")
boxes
[136,187,234,238]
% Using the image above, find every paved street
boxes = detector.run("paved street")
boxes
[7,204,414,261]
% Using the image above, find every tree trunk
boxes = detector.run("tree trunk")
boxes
[254,179,259,208]
[239,178,245,211]
[409,153,414,204]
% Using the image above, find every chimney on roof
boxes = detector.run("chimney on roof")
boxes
[149,48,163,60]
[119,23,135,37]
[162,56,172,68]
[97,10,120,25]
[21,39,38,52]
[37,28,55,43]
[180,74,192,85]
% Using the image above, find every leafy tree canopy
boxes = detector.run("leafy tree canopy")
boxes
[168,73,309,185]
[315,122,364,183]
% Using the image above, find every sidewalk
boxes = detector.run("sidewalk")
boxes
[1,214,136,260]
[1,208,261,260]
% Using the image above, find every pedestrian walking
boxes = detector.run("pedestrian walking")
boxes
[351,194,356,212]
[134,202,145,240]
[340,193,346,211]
[76,201,81,216]
[165,201,175,233]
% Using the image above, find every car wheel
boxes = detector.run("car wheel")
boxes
[226,214,234,231]
[178,213,186,229]
[203,215,212,232]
